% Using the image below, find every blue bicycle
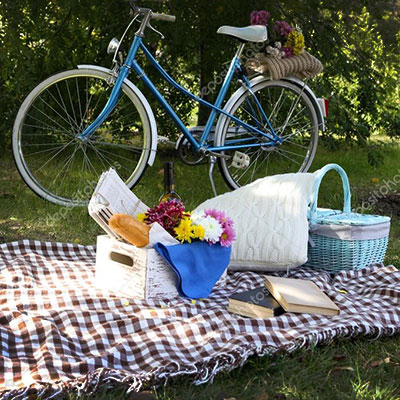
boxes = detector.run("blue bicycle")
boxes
[13,1,325,206]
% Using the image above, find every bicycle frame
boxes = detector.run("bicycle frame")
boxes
[79,35,280,153]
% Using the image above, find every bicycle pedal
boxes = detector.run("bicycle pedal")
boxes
[232,151,250,170]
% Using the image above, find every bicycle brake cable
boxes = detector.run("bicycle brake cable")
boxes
[147,22,165,39]
[112,14,140,64]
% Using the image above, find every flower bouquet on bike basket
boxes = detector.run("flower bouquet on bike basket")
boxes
[246,10,324,80]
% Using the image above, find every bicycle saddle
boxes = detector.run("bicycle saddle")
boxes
[217,25,268,43]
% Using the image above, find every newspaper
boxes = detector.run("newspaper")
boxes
[88,169,178,247]
[88,169,148,239]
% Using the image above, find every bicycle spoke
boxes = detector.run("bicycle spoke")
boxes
[22,141,71,147]
[280,90,305,136]
[269,88,286,123]
[47,85,81,132]
[238,102,264,128]
[55,83,81,131]
[91,141,146,153]
[90,145,134,174]
[89,144,110,171]
[276,147,306,158]
[80,78,96,131]
[280,121,312,139]
[274,149,301,165]
[250,151,273,183]
[65,79,79,129]
[234,149,263,183]
[92,145,141,166]
[38,95,80,133]
[82,86,107,131]
[34,139,75,173]
[23,144,71,157]
[22,123,73,139]
[31,104,74,136]
[282,139,309,149]
[50,145,79,191]
[76,77,83,126]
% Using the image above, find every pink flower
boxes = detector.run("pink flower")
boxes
[204,208,225,221]
[220,225,236,247]
[282,47,293,58]
[202,208,236,246]
[221,216,234,228]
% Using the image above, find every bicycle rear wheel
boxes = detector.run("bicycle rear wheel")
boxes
[13,68,152,206]
[215,78,319,189]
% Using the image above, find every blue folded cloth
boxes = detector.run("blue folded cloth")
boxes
[153,241,231,299]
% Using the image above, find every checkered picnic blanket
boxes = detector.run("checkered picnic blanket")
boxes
[1,240,400,399]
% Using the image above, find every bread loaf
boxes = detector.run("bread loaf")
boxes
[109,214,150,247]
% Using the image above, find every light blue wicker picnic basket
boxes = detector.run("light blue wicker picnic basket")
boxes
[306,164,390,273]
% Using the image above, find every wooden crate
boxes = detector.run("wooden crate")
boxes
[95,235,179,299]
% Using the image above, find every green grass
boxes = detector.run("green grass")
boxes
[67,337,400,400]
[1,142,400,399]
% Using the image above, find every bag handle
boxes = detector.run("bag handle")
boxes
[308,163,351,222]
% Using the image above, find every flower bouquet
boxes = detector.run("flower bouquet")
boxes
[138,199,236,298]
[247,10,323,80]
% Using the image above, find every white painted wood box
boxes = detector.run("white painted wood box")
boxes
[95,235,179,299]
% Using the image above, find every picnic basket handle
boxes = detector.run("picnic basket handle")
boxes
[308,163,351,222]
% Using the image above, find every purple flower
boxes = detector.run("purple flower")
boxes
[273,20,293,37]
[282,47,293,58]
[145,199,187,236]
[250,10,259,25]
[250,10,270,26]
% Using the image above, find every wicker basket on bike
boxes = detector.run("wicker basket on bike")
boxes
[246,51,323,81]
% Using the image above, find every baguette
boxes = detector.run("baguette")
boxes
[109,214,150,247]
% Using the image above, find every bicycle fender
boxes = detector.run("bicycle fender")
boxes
[77,64,158,165]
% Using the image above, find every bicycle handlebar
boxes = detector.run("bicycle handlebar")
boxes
[151,12,176,22]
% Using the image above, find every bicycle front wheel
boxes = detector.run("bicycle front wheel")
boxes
[13,68,153,206]
[215,78,319,189]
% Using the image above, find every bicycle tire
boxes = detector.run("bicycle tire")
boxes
[13,68,153,207]
[215,77,319,189]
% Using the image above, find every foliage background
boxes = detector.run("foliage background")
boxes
[0,0,399,150]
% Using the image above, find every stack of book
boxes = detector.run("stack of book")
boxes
[228,276,340,319]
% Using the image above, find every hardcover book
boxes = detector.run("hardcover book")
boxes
[228,287,284,319]
[264,276,340,316]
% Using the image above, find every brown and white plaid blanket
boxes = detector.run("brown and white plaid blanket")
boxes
[1,240,400,399]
